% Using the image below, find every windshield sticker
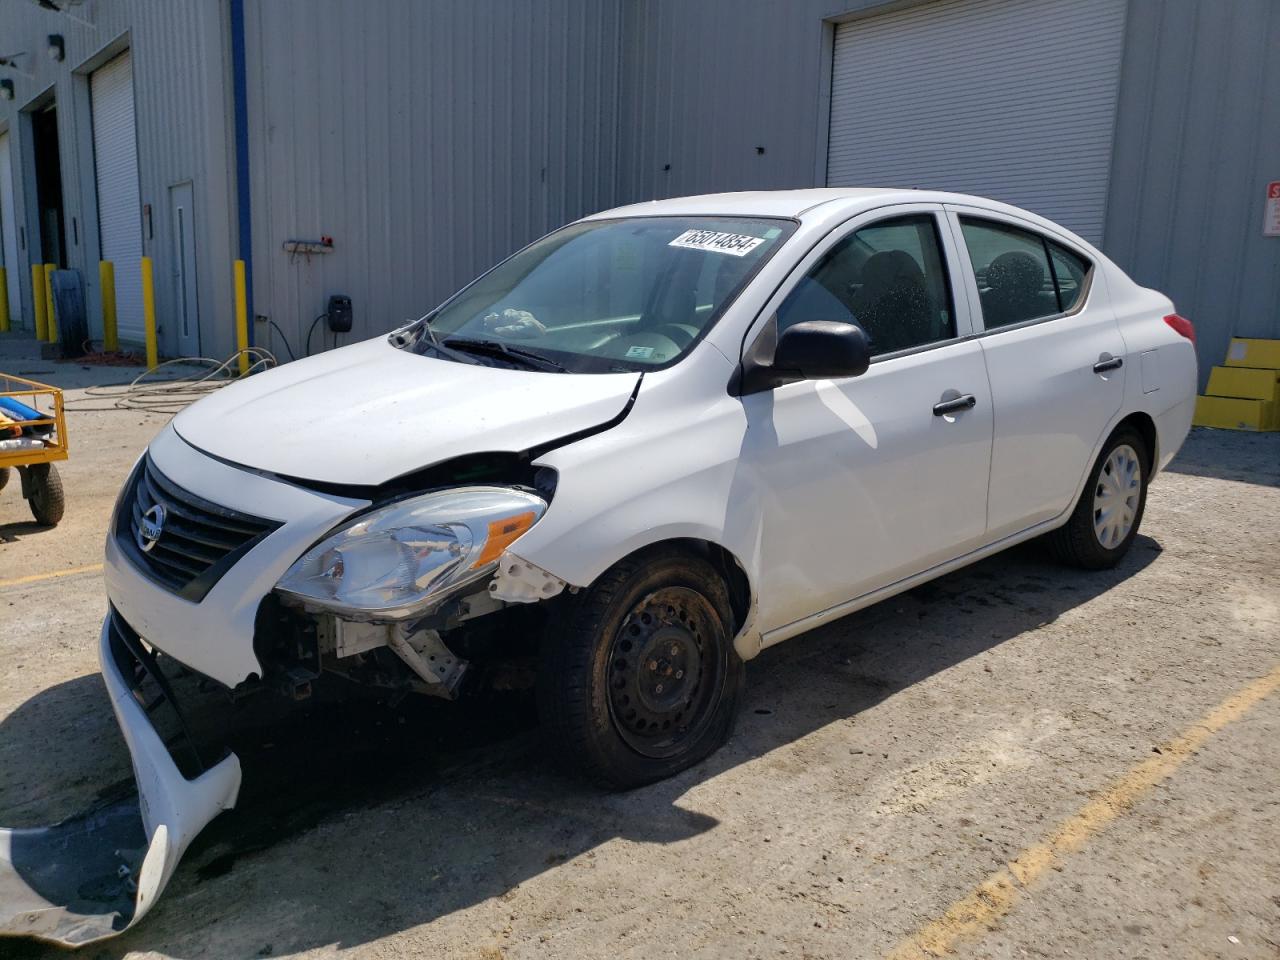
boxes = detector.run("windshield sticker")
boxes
[669,229,766,257]
[625,345,656,359]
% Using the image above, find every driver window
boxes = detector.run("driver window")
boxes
[775,213,956,355]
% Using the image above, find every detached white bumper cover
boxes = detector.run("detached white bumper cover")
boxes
[0,617,241,947]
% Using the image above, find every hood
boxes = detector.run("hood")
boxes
[172,337,640,485]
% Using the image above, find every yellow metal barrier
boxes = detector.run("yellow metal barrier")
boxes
[0,266,8,333]
[31,264,48,340]
[99,260,118,352]
[234,259,249,375]
[43,263,57,343]
[141,256,158,369]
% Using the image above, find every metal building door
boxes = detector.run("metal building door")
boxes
[91,51,145,344]
[0,131,21,327]
[826,0,1126,244]
[169,182,200,357]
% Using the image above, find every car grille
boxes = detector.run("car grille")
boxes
[115,455,280,601]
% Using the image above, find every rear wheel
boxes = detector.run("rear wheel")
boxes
[25,463,65,526]
[0,467,9,492]
[537,547,744,789]
[1047,427,1148,569]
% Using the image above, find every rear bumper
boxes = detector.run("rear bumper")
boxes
[0,616,241,947]
[1154,394,1195,474]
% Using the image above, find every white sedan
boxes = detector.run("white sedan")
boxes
[1,188,1198,944]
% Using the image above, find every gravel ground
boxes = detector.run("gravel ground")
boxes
[1,343,1277,960]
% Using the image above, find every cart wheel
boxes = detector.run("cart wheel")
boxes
[26,463,65,526]
[0,467,9,493]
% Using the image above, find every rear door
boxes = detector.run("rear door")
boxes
[946,205,1125,539]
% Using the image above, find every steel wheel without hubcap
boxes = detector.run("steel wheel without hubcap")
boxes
[1093,443,1141,549]
[606,586,727,759]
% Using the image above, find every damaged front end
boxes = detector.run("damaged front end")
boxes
[255,547,568,705]
[0,613,241,946]
[0,428,578,948]
[0,546,572,948]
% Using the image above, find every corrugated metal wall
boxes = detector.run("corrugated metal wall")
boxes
[1103,0,1280,389]
[2,0,1272,380]
[619,0,1278,379]
[0,1,238,356]
[617,0,837,202]
[244,0,623,355]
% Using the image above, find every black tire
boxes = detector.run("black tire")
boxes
[1046,426,1148,570]
[26,463,66,526]
[537,546,745,790]
[0,467,9,492]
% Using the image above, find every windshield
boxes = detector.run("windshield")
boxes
[402,216,795,373]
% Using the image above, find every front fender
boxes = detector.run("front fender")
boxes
[513,347,767,659]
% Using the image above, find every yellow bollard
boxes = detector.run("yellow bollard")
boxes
[31,264,48,340]
[43,264,57,343]
[0,266,8,333]
[141,256,158,369]
[99,260,118,352]
[234,259,249,375]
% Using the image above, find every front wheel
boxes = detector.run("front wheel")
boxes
[1047,427,1148,569]
[537,547,744,789]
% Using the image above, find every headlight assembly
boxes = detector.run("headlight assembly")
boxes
[275,486,546,618]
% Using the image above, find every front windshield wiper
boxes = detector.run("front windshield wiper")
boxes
[443,337,567,373]
[401,319,478,365]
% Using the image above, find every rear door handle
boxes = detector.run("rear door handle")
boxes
[933,393,977,416]
[1093,354,1124,373]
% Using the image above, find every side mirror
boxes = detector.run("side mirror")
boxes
[735,320,871,395]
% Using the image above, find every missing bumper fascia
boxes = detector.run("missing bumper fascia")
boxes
[316,617,468,700]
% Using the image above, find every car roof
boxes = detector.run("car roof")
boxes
[580,187,1100,254]
[581,187,990,220]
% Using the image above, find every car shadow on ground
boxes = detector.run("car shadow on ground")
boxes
[0,537,1161,958]
[1162,428,1280,488]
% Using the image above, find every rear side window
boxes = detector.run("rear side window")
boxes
[776,214,955,356]
[960,217,1092,329]
[1046,241,1090,312]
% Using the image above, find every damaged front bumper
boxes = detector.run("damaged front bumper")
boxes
[0,614,241,947]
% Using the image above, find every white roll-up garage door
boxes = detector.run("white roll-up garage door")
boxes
[91,51,145,344]
[826,0,1126,243]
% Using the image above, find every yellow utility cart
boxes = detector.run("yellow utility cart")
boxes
[0,373,67,526]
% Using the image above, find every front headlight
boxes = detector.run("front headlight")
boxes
[275,486,546,618]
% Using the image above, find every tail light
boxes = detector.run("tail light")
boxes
[1164,313,1195,343]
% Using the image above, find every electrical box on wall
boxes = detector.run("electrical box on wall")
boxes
[326,295,352,333]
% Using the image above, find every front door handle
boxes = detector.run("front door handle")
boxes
[933,393,977,416]
[1093,354,1124,374]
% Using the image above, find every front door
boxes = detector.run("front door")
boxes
[169,182,200,356]
[947,208,1126,538]
[740,208,994,636]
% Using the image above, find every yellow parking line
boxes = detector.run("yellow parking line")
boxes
[0,563,104,589]
[886,663,1280,960]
